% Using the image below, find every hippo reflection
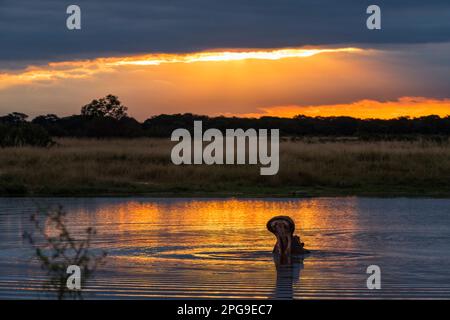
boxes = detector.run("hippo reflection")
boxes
[267,216,310,299]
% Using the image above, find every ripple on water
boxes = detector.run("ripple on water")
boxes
[1,197,450,299]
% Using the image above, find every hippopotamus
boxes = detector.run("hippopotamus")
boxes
[266,216,310,257]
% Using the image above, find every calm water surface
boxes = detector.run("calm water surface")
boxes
[0,197,449,299]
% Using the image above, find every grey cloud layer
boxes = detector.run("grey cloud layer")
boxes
[1,0,450,63]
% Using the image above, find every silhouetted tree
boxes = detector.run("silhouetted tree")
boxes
[2,110,450,140]
[33,114,60,125]
[0,112,29,124]
[81,94,128,120]
[0,123,54,147]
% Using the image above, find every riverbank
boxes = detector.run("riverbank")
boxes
[1,138,449,197]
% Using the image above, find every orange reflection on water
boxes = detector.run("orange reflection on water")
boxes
[66,198,359,258]
[17,198,450,299]
[41,198,361,298]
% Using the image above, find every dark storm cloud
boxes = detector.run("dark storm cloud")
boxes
[1,0,450,64]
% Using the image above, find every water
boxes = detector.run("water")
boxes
[0,197,449,299]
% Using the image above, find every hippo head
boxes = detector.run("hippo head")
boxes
[266,216,295,256]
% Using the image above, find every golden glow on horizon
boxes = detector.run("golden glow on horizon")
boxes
[232,97,450,119]
[111,48,362,66]
[0,46,448,120]
[0,47,362,89]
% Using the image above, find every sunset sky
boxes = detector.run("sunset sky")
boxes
[1,0,450,120]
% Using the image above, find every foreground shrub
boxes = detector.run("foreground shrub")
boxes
[23,205,107,299]
[0,123,55,147]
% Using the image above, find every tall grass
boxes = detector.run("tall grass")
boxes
[0,138,449,196]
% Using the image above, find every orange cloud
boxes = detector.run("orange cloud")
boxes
[112,47,361,65]
[2,46,447,120]
[229,97,450,119]
[0,47,362,89]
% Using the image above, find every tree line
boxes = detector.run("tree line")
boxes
[1,95,449,147]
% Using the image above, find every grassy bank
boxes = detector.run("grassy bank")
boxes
[1,138,450,197]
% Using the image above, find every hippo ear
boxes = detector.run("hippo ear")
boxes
[266,216,295,233]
